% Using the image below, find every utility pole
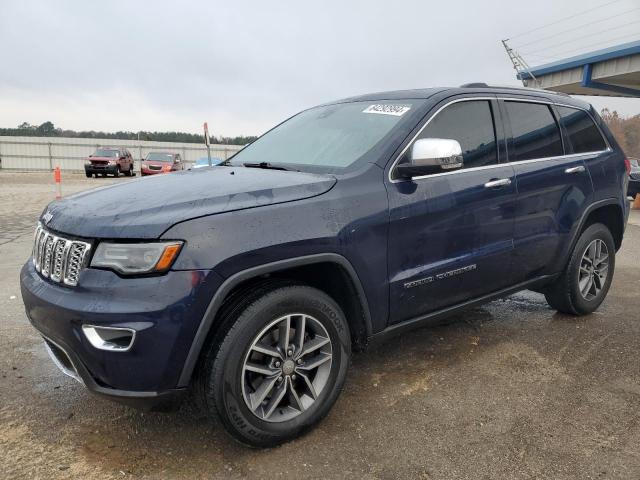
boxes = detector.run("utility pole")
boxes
[203,122,212,167]
[502,39,539,88]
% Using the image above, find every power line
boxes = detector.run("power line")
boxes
[505,0,625,40]
[514,7,640,49]
[521,19,640,55]
[526,32,640,60]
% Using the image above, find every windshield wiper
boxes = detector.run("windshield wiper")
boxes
[243,162,297,172]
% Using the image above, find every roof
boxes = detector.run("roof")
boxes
[333,85,583,103]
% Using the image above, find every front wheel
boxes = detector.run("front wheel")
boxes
[544,223,615,315]
[199,285,351,447]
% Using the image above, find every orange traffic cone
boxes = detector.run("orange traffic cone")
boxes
[54,166,62,199]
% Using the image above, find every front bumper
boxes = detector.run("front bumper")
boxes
[20,261,223,407]
[85,163,118,174]
[141,166,168,175]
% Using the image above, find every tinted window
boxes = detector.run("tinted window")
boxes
[417,100,497,169]
[556,106,606,153]
[505,101,563,161]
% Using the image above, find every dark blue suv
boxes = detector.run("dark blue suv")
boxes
[20,85,630,447]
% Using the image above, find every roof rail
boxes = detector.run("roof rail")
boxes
[459,83,571,97]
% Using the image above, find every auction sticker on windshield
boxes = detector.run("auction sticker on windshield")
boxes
[363,104,411,116]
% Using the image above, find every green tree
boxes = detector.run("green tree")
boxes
[36,121,56,136]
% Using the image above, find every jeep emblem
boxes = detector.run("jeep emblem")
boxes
[42,210,53,225]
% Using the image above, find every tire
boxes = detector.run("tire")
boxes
[114,166,120,178]
[85,172,92,178]
[124,165,132,176]
[198,284,351,447]
[544,223,615,315]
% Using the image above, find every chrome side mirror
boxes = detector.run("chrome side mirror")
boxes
[396,138,463,179]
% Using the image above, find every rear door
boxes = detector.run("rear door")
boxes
[386,97,517,324]
[504,99,595,282]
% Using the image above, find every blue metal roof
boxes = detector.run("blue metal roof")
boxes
[518,39,640,80]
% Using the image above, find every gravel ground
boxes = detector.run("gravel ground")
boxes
[1,171,639,479]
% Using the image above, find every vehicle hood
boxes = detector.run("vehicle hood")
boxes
[87,156,116,163]
[142,160,172,167]
[42,167,336,239]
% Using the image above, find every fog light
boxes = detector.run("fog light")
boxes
[82,325,136,352]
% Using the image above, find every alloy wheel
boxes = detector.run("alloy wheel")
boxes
[241,313,333,422]
[578,238,609,301]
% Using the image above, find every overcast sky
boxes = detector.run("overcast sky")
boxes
[1,0,639,137]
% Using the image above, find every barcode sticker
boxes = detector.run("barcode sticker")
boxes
[363,104,411,116]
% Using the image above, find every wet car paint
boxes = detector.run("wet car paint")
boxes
[41,167,337,239]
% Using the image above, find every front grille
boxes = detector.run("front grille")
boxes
[148,165,162,171]
[32,224,92,286]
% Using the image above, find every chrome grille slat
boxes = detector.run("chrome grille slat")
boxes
[50,239,67,282]
[41,236,54,277]
[31,224,91,286]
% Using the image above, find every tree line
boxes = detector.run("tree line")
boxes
[0,121,257,146]
[600,110,640,159]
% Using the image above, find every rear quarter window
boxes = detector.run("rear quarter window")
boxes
[556,106,607,153]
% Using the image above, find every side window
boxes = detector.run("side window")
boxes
[505,101,563,161]
[415,100,498,169]
[556,106,607,153]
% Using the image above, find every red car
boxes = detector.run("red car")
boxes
[85,147,135,177]
[141,152,184,176]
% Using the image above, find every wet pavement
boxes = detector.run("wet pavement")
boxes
[1,172,639,479]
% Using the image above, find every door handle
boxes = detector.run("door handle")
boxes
[484,178,512,188]
[565,166,586,174]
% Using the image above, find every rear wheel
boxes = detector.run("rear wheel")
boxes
[124,164,132,176]
[544,223,615,315]
[198,284,351,447]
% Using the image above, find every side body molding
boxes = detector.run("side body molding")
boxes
[177,253,372,386]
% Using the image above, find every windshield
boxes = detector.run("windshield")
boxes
[228,100,422,173]
[146,153,174,162]
[92,149,119,158]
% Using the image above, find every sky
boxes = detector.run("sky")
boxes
[1,0,639,137]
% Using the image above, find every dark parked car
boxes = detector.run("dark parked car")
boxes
[141,152,184,176]
[21,85,630,447]
[628,158,640,198]
[84,147,134,177]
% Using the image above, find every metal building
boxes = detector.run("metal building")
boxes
[518,40,640,97]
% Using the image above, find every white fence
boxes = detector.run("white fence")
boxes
[0,136,244,172]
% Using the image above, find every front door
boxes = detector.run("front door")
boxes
[386,97,517,325]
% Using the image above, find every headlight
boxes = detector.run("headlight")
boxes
[91,241,183,275]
